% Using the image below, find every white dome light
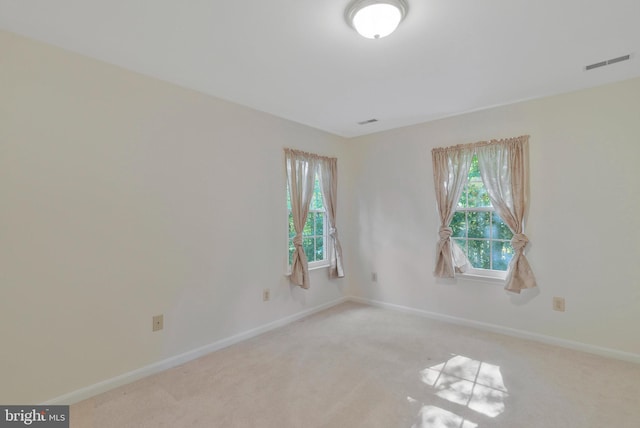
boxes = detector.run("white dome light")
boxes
[346,0,408,39]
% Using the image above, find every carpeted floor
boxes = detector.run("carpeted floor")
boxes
[71,302,640,427]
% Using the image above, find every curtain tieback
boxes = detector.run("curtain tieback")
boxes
[439,226,453,241]
[329,227,337,238]
[511,234,529,252]
[293,234,303,247]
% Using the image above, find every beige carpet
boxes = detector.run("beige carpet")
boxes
[71,302,640,427]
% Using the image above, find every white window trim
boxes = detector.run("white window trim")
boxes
[285,176,331,275]
[453,206,512,276]
[284,236,330,275]
[304,205,330,270]
[453,163,518,281]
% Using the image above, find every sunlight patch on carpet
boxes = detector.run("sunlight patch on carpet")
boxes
[420,354,508,418]
[413,405,478,428]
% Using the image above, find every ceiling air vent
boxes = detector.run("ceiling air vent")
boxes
[357,118,378,125]
[585,54,631,71]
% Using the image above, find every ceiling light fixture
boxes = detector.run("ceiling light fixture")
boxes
[345,0,409,39]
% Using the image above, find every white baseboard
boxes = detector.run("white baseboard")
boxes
[44,296,348,405]
[348,296,640,364]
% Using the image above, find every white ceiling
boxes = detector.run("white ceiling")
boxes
[1,0,639,137]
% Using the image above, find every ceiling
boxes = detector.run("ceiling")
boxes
[1,0,639,138]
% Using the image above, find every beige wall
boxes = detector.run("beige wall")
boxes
[346,76,640,357]
[0,31,349,404]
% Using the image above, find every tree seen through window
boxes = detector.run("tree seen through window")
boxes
[287,175,326,266]
[450,155,514,271]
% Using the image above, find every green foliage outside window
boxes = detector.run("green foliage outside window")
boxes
[451,155,514,271]
[287,175,326,266]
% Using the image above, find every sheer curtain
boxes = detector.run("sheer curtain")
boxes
[476,136,537,293]
[432,146,473,277]
[318,157,344,279]
[285,149,318,289]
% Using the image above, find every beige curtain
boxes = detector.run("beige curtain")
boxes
[319,157,344,279]
[285,149,318,289]
[432,146,473,277]
[476,136,537,293]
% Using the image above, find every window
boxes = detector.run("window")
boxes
[450,154,514,278]
[287,173,328,269]
[432,136,535,291]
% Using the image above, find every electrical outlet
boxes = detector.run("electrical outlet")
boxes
[263,288,271,302]
[152,314,163,331]
[371,272,378,282]
[552,297,565,312]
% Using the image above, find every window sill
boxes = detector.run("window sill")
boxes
[284,263,330,277]
[457,272,506,285]
[308,263,330,271]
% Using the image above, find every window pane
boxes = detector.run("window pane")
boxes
[303,212,313,236]
[288,212,295,238]
[308,212,317,236]
[450,211,466,238]
[492,212,513,240]
[310,177,324,210]
[311,194,323,210]
[453,238,466,254]
[445,154,522,275]
[457,185,468,208]
[303,238,315,262]
[480,191,491,207]
[315,212,324,237]
[492,241,514,271]
[468,211,490,238]
[469,154,480,178]
[468,240,490,269]
[288,241,295,265]
[476,184,492,207]
[467,179,491,208]
[315,237,324,261]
